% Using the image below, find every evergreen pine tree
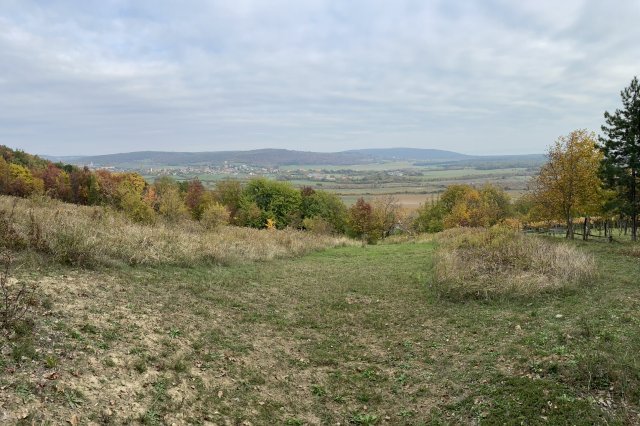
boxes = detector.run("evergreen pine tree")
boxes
[600,76,640,241]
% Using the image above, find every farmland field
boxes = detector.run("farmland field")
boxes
[143,164,536,208]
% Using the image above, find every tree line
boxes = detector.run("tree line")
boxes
[0,146,406,242]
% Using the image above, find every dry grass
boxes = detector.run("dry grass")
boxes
[623,243,640,258]
[0,196,353,267]
[432,226,597,299]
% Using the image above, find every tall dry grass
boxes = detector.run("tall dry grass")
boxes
[432,226,597,300]
[0,196,353,267]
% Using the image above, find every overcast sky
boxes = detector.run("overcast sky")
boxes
[1,0,639,156]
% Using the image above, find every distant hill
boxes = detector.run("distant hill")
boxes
[344,148,473,161]
[63,147,480,168]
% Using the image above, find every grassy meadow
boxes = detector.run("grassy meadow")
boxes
[1,197,639,424]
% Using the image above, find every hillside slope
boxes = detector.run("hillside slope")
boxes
[1,216,638,423]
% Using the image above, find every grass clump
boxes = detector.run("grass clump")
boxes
[432,226,596,300]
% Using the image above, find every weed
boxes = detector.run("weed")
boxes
[311,385,327,397]
[11,340,37,363]
[133,357,148,373]
[63,388,85,409]
[44,355,58,368]
[350,413,379,425]
[172,358,188,373]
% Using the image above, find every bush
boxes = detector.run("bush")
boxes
[302,217,335,235]
[1,252,35,333]
[432,227,596,300]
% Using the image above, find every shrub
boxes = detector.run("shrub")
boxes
[302,217,335,235]
[432,227,596,300]
[1,252,35,333]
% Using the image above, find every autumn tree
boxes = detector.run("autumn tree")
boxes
[533,129,604,239]
[8,164,44,197]
[371,195,400,238]
[70,167,100,205]
[0,157,11,193]
[347,197,374,242]
[185,179,206,219]
[414,184,510,231]
[201,202,230,229]
[600,76,640,241]
[158,187,188,221]
[36,164,72,201]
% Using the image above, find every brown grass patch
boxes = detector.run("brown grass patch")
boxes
[0,195,353,267]
[432,227,597,300]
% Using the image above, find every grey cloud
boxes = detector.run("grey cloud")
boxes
[0,0,639,155]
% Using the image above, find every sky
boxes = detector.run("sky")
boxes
[1,1,639,156]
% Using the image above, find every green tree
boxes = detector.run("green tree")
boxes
[600,76,640,241]
[300,187,348,233]
[242,178,302,228]
[413,199,446,233]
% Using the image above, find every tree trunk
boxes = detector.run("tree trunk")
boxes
[566,215,574,239]
[632,168,638,241]
[583,216,589,241]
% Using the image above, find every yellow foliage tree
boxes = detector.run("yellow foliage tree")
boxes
[8,163,44,196]
[158,187,189,222]
[533,129,604,239]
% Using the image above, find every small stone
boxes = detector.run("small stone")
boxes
[555,314,563,319]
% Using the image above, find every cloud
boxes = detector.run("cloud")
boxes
[0,0,639,155]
